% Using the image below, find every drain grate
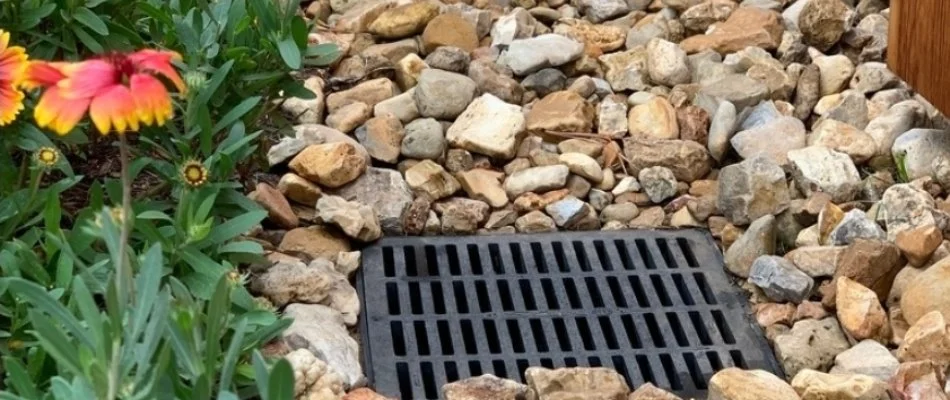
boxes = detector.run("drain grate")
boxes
[357,230,781,399]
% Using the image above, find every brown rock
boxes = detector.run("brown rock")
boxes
[334,0,398,33]
[790,370,890,400]
[402,195,431,236]
[278,173,322,206]
[278,226,351,259]
[902,257,950,326]
[895,224,943,267]
[629,206,666,228]
[679,7,784,54]
[513,189,570,213]
[784,246,845,278]
[799,0,853,52]
[817,202,845,245]
[289,142,367,188]
[405,160,461,200]
[897,310,950,365]
[755,303,796,327]
[395,53,427,90]
[677,105,710,144]
[836,277,889,342]
[707,368,799,400]
[553,19,626,54]
[443,374,527,400]
[367,2,440,39]
[794,301,829,321]
[623,137,712,183]
[326,102,373,134]
[628,97,679,140]
[326,78,397,111]
[249,183,299,229]
[821,239,903,309]
[891,361,949,400]
[526,91,594,138]
[343,388,395,400]
[422,14,478,53]
[457,169,509,208]
[356,114,404,164]
[525,367,629,400]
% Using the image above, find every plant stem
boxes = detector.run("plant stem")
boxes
[117,135,133,304]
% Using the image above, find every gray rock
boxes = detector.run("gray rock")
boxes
[283,303,364,388]
[374,89,420,124]
[401,118,445,160]
[708,101,738,162]
[600,203,639,223]
[638,166,678,204]
[484,210,518,229]
[468,60,524,105]
[516,210,558,233]
[850,62,898,94]
[748,255,814,303]
[738,101,782,131]
[329,167,413,234]
[521,68,566,97]
[718,156,790,225]
[435,198,490,235]
[578,0,629,22]
[499,34,584,75]
[626,16,670,48]
[730,117,807,166]
[866,101,922,157]
[881,184,938,240]
[821,90,869,129]
[646,38,690,87]
[830,340,899,382]
[424,46,471,73]
[316,196,382,242]
[589,189,613,211]
[414,69,477,120]
[504,165,571,198]
[773,318,851,379]
[794,64,820,121]
[798,0,854,51]
[598,95,630,138]
[565,175,592,200]
[829,209,886,245]
[267,124,369,166]
[611,176,641,195]
[788,147,862,203]
[892,128,950,181]
[490,8,535,47]
[725,215,776,278]
[281,76,325,124]
[698,74,770,110]
[545,196,591,227]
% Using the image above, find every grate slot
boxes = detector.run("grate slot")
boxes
[360,231,780,399]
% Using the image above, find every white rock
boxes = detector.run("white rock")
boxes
[892,128,950,181]
[646,38,690,87]
[504,165,570,198]
[499,34,585,75]
[446,94,526,160]
[787,146,862,203]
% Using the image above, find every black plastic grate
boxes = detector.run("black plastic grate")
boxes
[357,230,781,399]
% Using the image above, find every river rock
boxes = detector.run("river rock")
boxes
[505,165,571,198]
[400,118,445,160]
[628,97,679,140]
[443,375,528,400]
[414,69,477,120]
[289,142,367,188]
[679,7,784,54]
[730,117,806,166]
[639,167,678,204]
[623,137,712,183]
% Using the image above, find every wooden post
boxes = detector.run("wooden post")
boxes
[888,0,950,115]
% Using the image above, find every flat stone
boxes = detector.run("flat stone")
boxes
[421,13,478,53]
[707,368,799,400]
[446,94,526,160]
[773,318,850,379]
[559,153,603,183]
[788,146,862,203]
[679,7,784,54]
[282,303,363,387]
[499,34,585,75]
[623,138,712,183]
[505,165,571,198]
[443,375,528,400]
[808,119,876,164]
[356,114,404,164]
[730,117,806,166]
[289,142,367,188]
[526,90,595,136]
[724,215,776,278]
[718,156,790,225]
[545,196,591,227]
[330,168,413,235]
[699,74,770,111]
[524,367,629,400]
[831,340,899,382]
[902,257,950,326]
[784,246,844,278]
[749,255,814,303]
[790,370,889,400]
[326,78,397,112]
[628,97,679,140]
[405,160,461,200]
[457,169,509,208]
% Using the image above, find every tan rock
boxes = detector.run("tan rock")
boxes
[900,257,950,325]
[249,183,299,229]
[422,14,479,53]
[817,202,844,245]
[443,374,527,400]
[326,78,397,111]
[334,0,398,33]
[707,368,799,400]
[278,226,351,260]
[457,169,509,208]
[278,173,323,206]
[836,277,889,342]
[343,388,395,400]
[289,142,367,188]
[628,97,679,140]
[790,370,889,400]
[629,206,665,228]
[897,310,950,365]
[317,195,381,242]
[895,224,943,267]
[670,207,701,227]
[526,91,594,138]
[356,114,404,164]
[405,160,461,200]
[822,239,903,308]
[755,302,796,327]
[367,2,440,39]
[525,367,629,400]
[627,383,681,400]
[677,105,709,144]
[513,189,570,213]
[559,152,604,183]
[553,19,626,54]
[784,246,844,278]
[679,7,784,54]
[326,101,373,134]
[794,301,829,321]
[809,119,876,164]
[395,53,427,90]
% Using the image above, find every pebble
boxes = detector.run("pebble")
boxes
[414,69,477,120]
[504,165,571,198]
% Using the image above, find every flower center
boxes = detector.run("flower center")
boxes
[105,53,137,84]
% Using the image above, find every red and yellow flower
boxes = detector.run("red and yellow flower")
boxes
[25,50,185,135]
[0,29,28,126]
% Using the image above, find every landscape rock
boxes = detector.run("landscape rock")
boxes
[560,153,604,183]
[773,318,850,378]
[724,215,776,278]
[545,196,591,227]
[790,370,889,400]
[718,156,790,225]
[522,68,566,97]
[468,60,524,105]
[446,94,526,160]
[599,48,651,92]
[367,1,440,39]
[628,383,681,400]
[784,246,843,277]
[289,142,367,188]
[326,78,397,112]
[283,303,363,388]
[623,138,712,183]
[798,0,854,51]
[316,195,381,242]
[414,69,477,120]
[788,146,862,203]
[443,375,528,400]
[836,277,889,342]
[524,367,629,400]
[435,198,490,235]
[516,210,558,233]
[822,239,902,308]
[639,167,678,204]
[421,13,479,53]
[374,89,420,123]
[249,183,299,229]
[628,97,679,140]
[505,165,571,198]
[499,34,585,75]
[679,7,784,54]
[330,168,413,234]
[895,224,943,267]
[405,160,461,200]
[526,90,595,135]
[901,257,950,326]
[285,348,345,399]
[828,209,886,245]
[281,76,325,124]
[707,368,799,400]
[880,183,937,240]
[278,173,322,206]
[730,117,806,166]
[808,119,876,163]
[814,55,855,97]
[400,118,445,160]
[892,128,950,181]
[647,38,690,87]
[278,226,351,260]
[457,169,508,208]
[326,101,372,134]
[831,339,899,382]
[699,74,770,110]
[749,255,814,303]
[708,101,738,162]
[356,114,404,164]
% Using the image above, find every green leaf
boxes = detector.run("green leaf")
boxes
[218,318,248,392]
[218,240,263,255]
[137,210,174,222]
[71,25,103,53]
[7,278,94,349]
[73,7,109,35]
[252,351,270,399]
[3,357,39,399]
[280,81,315,99]
[212,96,261,133]
[25,311,83,376]
[71,279,103,354]
[200,210,267,246]
[277,37,301,69]
[267,359,295,400]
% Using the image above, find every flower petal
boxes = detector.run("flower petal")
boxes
[58,60,116,99]
[0,83,24,126]
[89,85,139,134]
[21,61,69,90]
[130,73,173,127]
[0,46,27,84]
[129,49,186,93]
[34,87,90,135]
